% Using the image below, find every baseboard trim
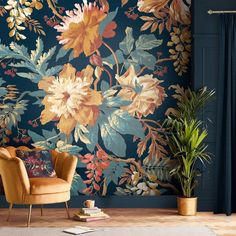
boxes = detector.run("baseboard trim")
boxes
[0,195,177,208]
[0,195,213,211]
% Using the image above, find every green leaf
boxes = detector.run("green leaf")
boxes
[136,34,163,50]
[99,8,118,35]
[143,157,175,182]
[131,49,156,70]
[99,115,126,157]
[119,27,134,55]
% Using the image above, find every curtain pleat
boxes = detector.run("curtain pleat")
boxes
[215,14,236,215]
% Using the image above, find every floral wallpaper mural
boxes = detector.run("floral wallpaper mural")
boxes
[0,0,191,196]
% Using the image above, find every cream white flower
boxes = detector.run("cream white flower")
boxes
[47,76,90,119]
[38,63,103,136]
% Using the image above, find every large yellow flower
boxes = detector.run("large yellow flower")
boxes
[38,63,103,136]
[116,66,166,117]
[55,0,114,58]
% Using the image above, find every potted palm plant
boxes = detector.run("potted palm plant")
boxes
[165,86,215,216]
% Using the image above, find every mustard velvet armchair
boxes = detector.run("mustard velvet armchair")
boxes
[0,146,78,226]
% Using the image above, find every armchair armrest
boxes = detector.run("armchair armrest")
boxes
[0,151,30,203]
[51,150,78,185]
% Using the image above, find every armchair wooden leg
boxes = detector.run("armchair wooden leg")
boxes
[27,204,32,227]
[7,203,13,221]
[65,202,70,219]
[40,205,43,216]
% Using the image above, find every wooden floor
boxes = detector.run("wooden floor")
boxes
[0,208,235,236]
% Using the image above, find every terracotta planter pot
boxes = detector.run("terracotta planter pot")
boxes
[177,197,197,216]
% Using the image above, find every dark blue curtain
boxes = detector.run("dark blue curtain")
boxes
[215,14,236,215]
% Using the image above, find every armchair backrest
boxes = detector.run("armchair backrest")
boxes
[51,150,78,185]
[0,147,30,204]
[0,146,77,204]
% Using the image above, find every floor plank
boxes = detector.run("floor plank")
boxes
[0,208,235,236]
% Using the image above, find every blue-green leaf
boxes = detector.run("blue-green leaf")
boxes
[32,141,55,150]
[0,79,7,97]
[42,129,58,140]
[136,34,163,50]
[104,96,132,108]
[45,65,63,76]
[99,115,126,157]
[0,42,12,58]
[71,173,87,195]
[30,38,44,63]
[10,42,29,59]
[56,141,82,155]
[16,72,41,82]
[100,80,110,92]
[131,49,156,70]
[103,161,127,185]
[103,49,124,65]
[99,8,118,35]
[86,123,99,152]
[0,78,5,86]
[69,51,74,61]
[29,90,46,98]
[107,110,145,139]
[124,59,141,73]
[0,87,7,97]
[28,130,44,142]
[56,47,71,61]
[119,27,134,55]
[37,46,56,71]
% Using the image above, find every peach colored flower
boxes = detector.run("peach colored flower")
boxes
[38,63,103,136]
[137,0,190,25]
[55,0,117,58]
[137,0,168,13]
[169,0,191,25]
[116,66,166,117]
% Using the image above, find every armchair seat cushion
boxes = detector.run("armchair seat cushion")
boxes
[30,178,70,195]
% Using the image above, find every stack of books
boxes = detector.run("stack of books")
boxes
[73,207,109,222]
